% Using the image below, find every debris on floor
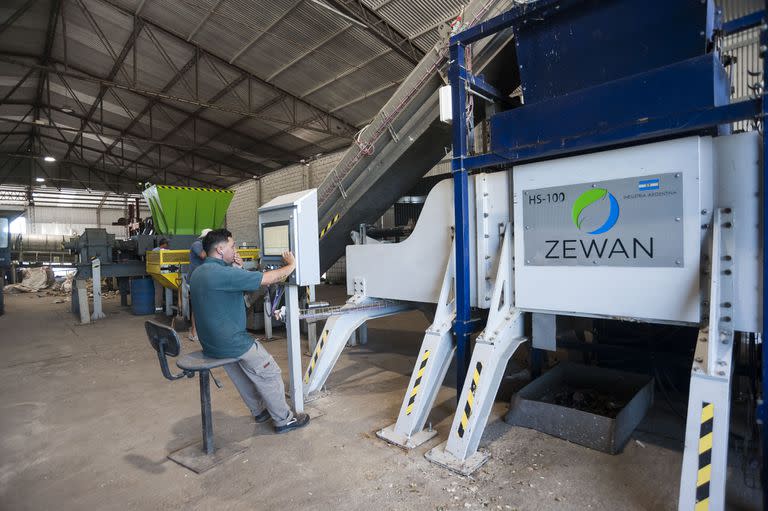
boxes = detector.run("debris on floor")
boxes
[4,267,55,293]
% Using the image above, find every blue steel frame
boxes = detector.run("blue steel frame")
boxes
[449,2,768,505]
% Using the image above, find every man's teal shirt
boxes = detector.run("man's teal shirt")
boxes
[190,257,263,358]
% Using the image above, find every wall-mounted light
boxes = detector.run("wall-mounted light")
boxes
[43,156,56,162]
[35,177,45,183]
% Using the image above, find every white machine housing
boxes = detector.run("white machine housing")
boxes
[345,172,510,307]
[258,188,320,286]
[513,133,761,330]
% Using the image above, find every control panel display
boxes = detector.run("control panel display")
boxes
[262,223,290,256]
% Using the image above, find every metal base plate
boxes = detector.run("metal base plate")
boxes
[376,424,438,450]
[425,441,490,476]
[167,440,249,474]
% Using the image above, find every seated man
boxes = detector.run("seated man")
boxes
[190,228,309,434]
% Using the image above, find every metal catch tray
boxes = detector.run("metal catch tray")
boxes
[505,362,654,454]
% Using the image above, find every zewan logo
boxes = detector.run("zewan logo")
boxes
[571,188,620,235]
[544,186,654,261]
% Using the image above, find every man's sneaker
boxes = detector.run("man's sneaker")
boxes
[253,410,271,423]
[274,413,310,434]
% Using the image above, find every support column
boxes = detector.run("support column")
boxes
[165,287,173,317]
[199,371,214,455]
[760,13,768,510]
[118,277,129,306]
[76,278,90,324]
[91,258,106,320]
[449,41,472,397]
[308,285,317,352]
[679,209,736,511]
[358,324,368,345]
[263,298,273,340]
[285,284,304,413]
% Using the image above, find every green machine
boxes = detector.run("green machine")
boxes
[66,185,241,323]
[142,185,234,237]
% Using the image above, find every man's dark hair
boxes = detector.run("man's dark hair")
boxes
[203,228,232,254]
[158,238,169,247]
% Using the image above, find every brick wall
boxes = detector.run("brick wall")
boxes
[226,179,260,243]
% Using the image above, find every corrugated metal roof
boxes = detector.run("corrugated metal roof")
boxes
[0,0,475,192]
[372,0,464,46]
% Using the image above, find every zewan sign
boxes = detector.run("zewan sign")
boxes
[522,173,684,268]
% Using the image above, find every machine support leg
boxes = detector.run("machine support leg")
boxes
[378,243,456,449]
[199,370,214,455]
[308,285,317,352]
[678,209,735,511]
[91,258,106,320]
[303,296,410,397]
[358,324,368,345]
[427,228,527,475]
[164,287,173,317]
[76,278,90,324]
[285,285,304,413]
[118,277,129,307]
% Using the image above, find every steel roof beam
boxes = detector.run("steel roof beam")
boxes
[0,94,289,175]
[186,0,225,42]
[100,0,359,136]
[228,0,304,64]
[0,69,36,106]
[0,53,352,139]
[322,0,424,65]
[62,11,144,161]
[0,0,39,37]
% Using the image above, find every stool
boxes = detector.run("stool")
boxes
[145,320,243,472]
[176,351,238,455]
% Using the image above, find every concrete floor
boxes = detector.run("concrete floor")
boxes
[0,287,761,510]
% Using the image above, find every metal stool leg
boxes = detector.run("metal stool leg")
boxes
[199,370,214,455]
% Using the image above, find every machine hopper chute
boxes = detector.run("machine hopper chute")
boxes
[142,185,234,235]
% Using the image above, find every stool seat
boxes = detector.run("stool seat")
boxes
[177,351,239,371]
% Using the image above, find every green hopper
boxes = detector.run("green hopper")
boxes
[142,185,234,235]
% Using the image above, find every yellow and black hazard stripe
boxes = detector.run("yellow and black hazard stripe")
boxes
[695,402,714,510]
[319,213,340,239]
[304,330,329,383]
[405,350,431,415]
[156,185,233,193]
[457,361,483,438]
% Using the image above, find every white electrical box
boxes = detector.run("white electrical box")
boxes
[439,85,453,124]
[258,189,320,286]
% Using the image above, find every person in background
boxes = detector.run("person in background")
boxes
[191,228,309,434]
[152,238,169,312]
[187,228,211,341]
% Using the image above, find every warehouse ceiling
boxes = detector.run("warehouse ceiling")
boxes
[0,0,464,193]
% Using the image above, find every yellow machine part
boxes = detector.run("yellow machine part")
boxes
[146,249,189,290]
[238,248,260,261]
[145,248,261,290]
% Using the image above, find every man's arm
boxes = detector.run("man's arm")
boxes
[261,251,296,286]
[192,241,206,259]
